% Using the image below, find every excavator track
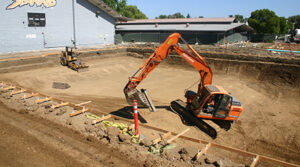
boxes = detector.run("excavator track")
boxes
[212,120,232,131]
[170,99,217,139]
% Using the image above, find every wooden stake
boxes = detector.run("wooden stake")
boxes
[11,89,27,95]
[128,124,135,131]
[22,93,39,99]
[51,102,69,109]
[92,115,111,125]
[195,143,212,160]
[1,86,16,91]
[167,128,190,144]
[0,82,4,88]
[250,155,260,167]
[35,97,52,104]
[152,131,172,145]
[69,106,88,117]
[75,101,92,106]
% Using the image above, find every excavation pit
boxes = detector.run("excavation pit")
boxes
[0,45,299,166]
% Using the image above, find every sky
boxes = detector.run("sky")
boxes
[126,0,299,19]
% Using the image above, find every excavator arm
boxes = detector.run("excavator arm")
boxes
[124,33,213,106]
[172,43,212,92]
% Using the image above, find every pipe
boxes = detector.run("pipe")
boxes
[72,0,77,48]
[267,49,300,54]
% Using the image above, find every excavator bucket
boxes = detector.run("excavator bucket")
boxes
[70,60,89,72]
[76,66,89,72]
[124,88,157,112]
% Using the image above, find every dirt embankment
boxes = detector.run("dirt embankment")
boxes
[127,47,300,97]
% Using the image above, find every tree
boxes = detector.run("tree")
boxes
[187,13,191,18]
[288,15,300,29]
[120,5,147,19]
[102,0,147,19]
[116,0,126,12]
[279,17,290,34]
[171,12,185,18]
[156,12,185,19]
[228,15,233,18]
[157,15,167,19]
[234,14,245,23]
[102,0,118,10]
[248,9,281,34]
[198,16,204,18]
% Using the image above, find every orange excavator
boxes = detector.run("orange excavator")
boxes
[123,33,243,138]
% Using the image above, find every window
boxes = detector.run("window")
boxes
[28,13,46,27]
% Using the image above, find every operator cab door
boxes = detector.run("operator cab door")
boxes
[212,94,232,118]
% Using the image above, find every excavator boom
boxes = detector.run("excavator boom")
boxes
[124,33,213,106]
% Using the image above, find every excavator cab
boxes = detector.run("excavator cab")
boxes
[186,85,239,121]
[212,94,232,118]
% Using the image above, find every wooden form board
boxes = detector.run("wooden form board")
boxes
[75,101,91,106]
[152,132,172,145]
[11,89,27,95]
[167,128,190,144]
[92,115,111,125]
[22,93,39,99]
[1,86,16,91]
[51,102,69,109]
[195,143,212,160]
[69,107,88,117]
[0,82,4,88]
[250,155,260,167]
[36,97,52,104]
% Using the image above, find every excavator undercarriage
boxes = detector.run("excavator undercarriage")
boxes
[170,99,218,139]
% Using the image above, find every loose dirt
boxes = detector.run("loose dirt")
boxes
[0,46,299,166]
[0,102,135,167]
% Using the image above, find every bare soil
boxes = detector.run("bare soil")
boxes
[0,102,135,167]
[0,45,299,166]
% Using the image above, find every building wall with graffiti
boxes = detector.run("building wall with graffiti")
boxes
[0,0,115,53]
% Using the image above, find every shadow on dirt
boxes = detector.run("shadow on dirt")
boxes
[110,105,170,124]
[110,106,148,123]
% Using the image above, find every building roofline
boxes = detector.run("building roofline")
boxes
[117,17,237,24]
[86,0,131,21]
[116,23,254,33]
